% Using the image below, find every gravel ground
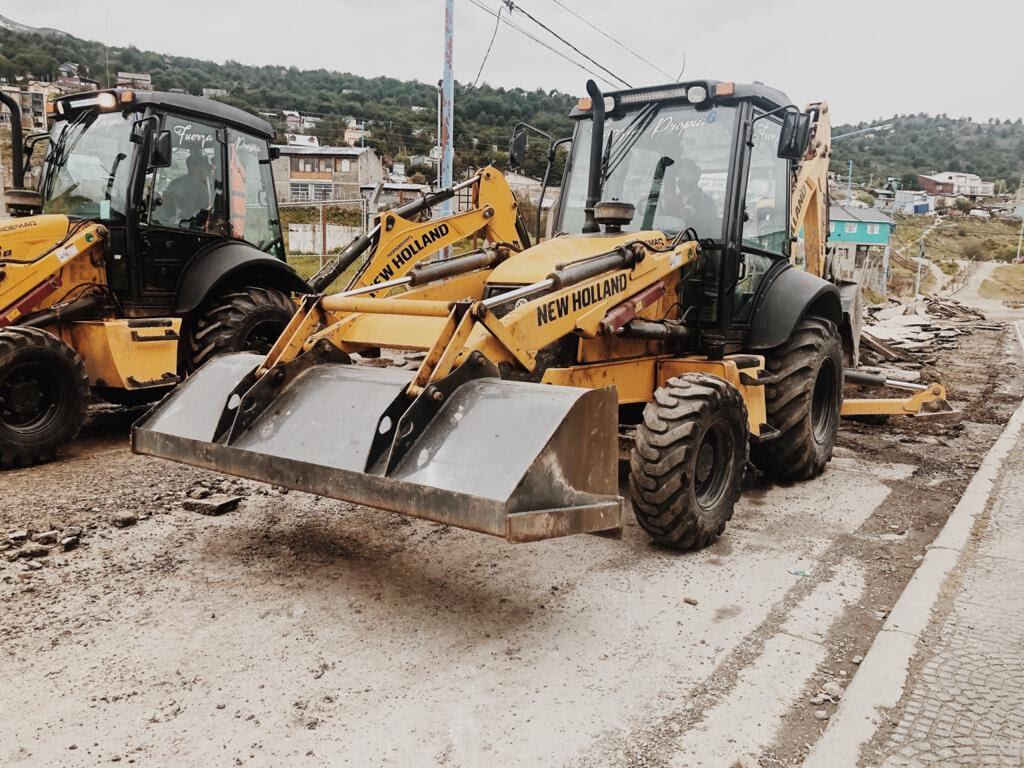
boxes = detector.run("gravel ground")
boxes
[1,316,1020,767]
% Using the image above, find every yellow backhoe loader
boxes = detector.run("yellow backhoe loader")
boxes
[0,88,528,467]
[134,78,952,550]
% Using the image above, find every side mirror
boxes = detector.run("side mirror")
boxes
[508,129,528,170]
[269,145,281,161]
[778,112,812,160]
[150,130,172,168]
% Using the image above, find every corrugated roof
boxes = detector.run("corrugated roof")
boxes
[273,145,368,156]
[829,206,894,224]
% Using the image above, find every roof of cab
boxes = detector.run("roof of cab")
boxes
[54,89,275,139]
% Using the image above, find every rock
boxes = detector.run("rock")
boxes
[5,551,21,563]
[61,536,80,552]
[683,596,698,606]
[821,681,844,699]
[62,525,83,539]
[111,513,138,528]
[188,487,212,500]
[183,495,241,516]
[809,693,827,705]
[24,559,43,571]
[814,709,829,721]
[852,655,864,665]
[19,542,50,558]
[33,530,60,545]
[7,530,28,545]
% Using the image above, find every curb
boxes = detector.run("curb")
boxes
[803,320,1024,767]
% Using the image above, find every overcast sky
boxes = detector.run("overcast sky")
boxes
[14,0,1023,125]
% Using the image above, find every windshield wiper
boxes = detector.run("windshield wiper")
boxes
[41,111,90,201]
[641,156,675,230]
[104,152,127,203]
[604,102,660,182]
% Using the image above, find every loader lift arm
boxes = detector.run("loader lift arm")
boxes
[307,166,528,294]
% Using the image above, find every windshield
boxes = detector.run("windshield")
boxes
[559,103,737,239]
[42,111,135,221]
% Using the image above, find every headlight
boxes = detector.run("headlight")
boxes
[686,85,708,104]
[96,92,118,111]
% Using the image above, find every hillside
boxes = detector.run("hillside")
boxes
[830,114,1024,192]
[1,17,1023,186]
[0,20,574,177]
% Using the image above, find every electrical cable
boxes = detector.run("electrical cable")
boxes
[546,0,675,81]
[472,2,503,88]
[501,0,631,88]
[466,0,620,89]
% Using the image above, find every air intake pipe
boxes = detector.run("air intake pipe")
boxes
[582,79,605,234]
[0,91,26,190]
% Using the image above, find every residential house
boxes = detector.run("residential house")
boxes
[828,206,894,279]
[272,144,384,203]
[116,72,152,90]
[918,171,994,199]
[202,87,229,99]
[360,181,431,209]
[893,189,932,215]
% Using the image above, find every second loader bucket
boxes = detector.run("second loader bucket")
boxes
[133,353,623,542]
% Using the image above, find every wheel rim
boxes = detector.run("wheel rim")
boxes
[694,420,734,512]
[811,358,838,443]
[242,319,286,355]
[0,360,62,436]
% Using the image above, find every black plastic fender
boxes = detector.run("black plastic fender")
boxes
[745,265,844,351]
[173,241,310,314]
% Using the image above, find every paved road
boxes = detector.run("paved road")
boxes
[878,414,1024,766]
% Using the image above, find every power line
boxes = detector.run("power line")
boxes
[502,1,631,88]
[465,0,620,89]
[546,0,674,82]
[472,2,503,87]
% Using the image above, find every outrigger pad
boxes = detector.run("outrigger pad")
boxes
[133,353,623,542]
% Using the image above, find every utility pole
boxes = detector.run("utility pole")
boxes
[914,237,925,297]
[847,159,853,202]
[441,0,454,199]
[1016,175,1024,263]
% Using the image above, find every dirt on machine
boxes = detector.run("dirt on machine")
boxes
[134,78,955,550]
[0,85,528,467]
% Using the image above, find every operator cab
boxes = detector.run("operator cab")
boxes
[546,80,814,352]
[35,89,284,310]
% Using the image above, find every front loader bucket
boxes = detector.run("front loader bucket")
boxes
[133,353,623,542]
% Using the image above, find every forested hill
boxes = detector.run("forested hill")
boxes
[0,19,575,175]
[2,17,1023,188]
[830,114,1024,192]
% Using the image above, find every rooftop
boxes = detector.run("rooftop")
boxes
[273,145,370,157]
[830,205,894,225]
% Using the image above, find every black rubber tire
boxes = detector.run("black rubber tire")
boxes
[186,286,293,371]
[0,327,89,468]
[750,316,843,482]
[629,373,749,550]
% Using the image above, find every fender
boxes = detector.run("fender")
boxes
[173,241,310,314]
[744,265,844,351]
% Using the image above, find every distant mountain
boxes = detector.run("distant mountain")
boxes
[0,13,67,38]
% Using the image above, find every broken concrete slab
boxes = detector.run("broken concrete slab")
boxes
[182,495,241,516]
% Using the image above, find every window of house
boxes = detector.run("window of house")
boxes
[829,221,835,234]
[289,182,311,202]
[313,182,333,201]
[866,223,881,235]
[844,222,857,234]
[340,159,351,173]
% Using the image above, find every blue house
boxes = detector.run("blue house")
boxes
[828,206,894,279]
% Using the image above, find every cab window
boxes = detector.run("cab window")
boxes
[734,115,788,324]
[150,116,224,233]
[227,129,280,252]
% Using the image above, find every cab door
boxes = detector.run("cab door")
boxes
[135,114,228,307]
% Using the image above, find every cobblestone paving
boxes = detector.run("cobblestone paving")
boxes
[879,434,1024,767]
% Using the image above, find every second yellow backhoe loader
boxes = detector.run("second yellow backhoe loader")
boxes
[135,78,952,550]
[0,85,529,467]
